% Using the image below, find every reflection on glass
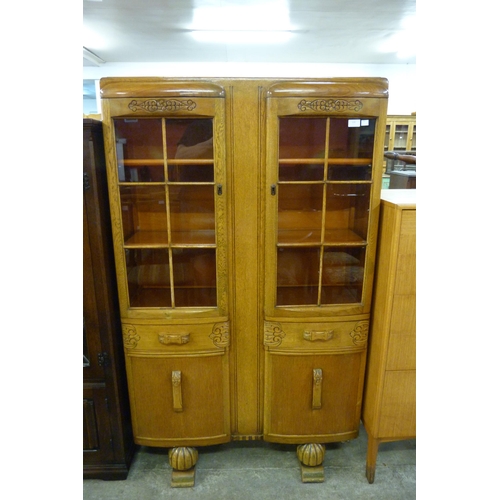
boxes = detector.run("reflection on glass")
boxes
[168,163,214,183]
[167,119,213,160]
[172,248,217,307]
[120,186,168,245]
[279,163,323,181]
[169,185,215,245]
[277,247,320,305]
[321,247,365,304]
[126,248,172,308]
[279,118,326,159]
[114,119,164,182]
[329,118,375,159]
[324,184,370,243]
[278,184,323,244]
[327,164,371,181]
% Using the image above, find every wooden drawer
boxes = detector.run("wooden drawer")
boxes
[121,320,230,354]
[264,319,369,353]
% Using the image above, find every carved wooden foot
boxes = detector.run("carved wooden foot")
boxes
[168,447,198,488]
[296,443,326,483]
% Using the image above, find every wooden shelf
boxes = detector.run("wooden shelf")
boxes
[278,228,366,246]
[124,230,216,247]
[279,158,372,165]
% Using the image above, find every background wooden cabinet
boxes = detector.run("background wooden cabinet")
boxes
[361,189,416,483]
[384,114,416,153]
[100,78,388,485]
[83,119,135,479]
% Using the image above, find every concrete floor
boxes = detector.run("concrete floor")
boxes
[83,423,416,500]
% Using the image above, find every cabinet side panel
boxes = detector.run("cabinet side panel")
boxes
[362,203,398,432]
[386,210,416,371]
[378,370,416,438]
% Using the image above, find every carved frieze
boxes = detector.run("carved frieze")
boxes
[264,322,286,347]
[122,324,140,349]
[128,99,197,113]
[297,99,363,113]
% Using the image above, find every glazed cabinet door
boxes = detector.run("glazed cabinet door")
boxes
[264,83,387,318]
[101,81,231,447]
[263,80,388,443]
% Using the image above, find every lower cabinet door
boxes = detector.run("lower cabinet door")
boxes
[264,351,366,444]
[126,352,230,447]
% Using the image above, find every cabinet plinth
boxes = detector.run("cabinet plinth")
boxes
[100,78,388,486]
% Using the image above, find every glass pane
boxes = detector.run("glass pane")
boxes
[279,162,324,181]
[279,118,327,159]
[114,119,164,182]
[169,185,215,245]
[276,247,320,306]
[172,248,217,307]
[324,184,370,243]
[126,248,172,307]
[278,184,323,244]
[328,118,375,159]
[327,163,371,181]
[120,186,168,245]
[166,119,213,159]
[321,247,365,304]
[394,125,409,150]
[168,163,214,183]
[384,124,390,150]
[411,125,416,150]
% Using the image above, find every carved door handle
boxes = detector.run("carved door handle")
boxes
[159,333,190,345]
[312,368,323,410]
[172,371,183,412]
[303,330,333,342]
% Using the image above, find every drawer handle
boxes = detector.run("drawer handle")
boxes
[172,371,183,412]
[303,330,333,342]
[312,368,323,410]
[159,333,190,345]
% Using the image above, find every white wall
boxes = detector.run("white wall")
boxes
[83,62,416,115]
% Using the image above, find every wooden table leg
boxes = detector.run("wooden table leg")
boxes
[366,435,380,484]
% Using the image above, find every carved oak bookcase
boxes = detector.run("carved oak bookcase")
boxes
[100,77,388,486]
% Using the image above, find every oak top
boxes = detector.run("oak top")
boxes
[380,189,416,209]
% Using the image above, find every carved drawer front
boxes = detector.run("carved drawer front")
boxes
[264,319,369,353]
[127,353,230,447]
[122,320,230,354]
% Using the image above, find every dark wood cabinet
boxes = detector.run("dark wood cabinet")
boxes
[83,118,135,479]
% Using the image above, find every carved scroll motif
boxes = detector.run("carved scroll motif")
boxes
[122,324,140,349]
[128,99,197,113]
[349,321,369,346]
[297,99,363,113]
[264,322,286,347]
[209,322,230,349]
